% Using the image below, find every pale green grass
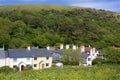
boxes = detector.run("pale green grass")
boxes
[3,65,120,80]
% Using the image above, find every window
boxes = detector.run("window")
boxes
[34,64,37,67]
[13,58,17,62]
[26,58,30,62]
[13,65,17,68]
[46,63,49,67]
[34,57,37,60]
[46,57,49,60]
[27,64,30,66]
[88,58,91,61]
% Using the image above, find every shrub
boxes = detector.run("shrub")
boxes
[23,66,32,70]
[62,49,82,65]
[92,58,105,65]
[13,66,19,71]
[103,47,120,64]
[0,66,15,74]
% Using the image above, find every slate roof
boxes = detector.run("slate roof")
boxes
[81,52,89,58]
[8,48,52,58]
[5,51,9,57]
[53,49,63,55]
[0,48,5,58]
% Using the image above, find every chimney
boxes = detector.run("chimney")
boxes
[92,48,96,54]
[89,45,91,48]
[27,46,30,51]
[66,44,69,49]
[90,48,93,56]
[60,44,64,50]
[3,44,4,50]
[80,44,85,53]
[46,46,50,50]
[72,45,77,50]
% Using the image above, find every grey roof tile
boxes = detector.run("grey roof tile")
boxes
[0,49,5,58]
[8,48,52,58]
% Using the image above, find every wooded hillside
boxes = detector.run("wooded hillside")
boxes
[0,5,120,49]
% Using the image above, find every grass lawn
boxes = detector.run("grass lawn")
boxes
[1,64,120,80]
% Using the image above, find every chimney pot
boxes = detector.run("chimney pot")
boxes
[66,44,69,49]
[72,45,77,50]
[46,46,50,50]
[60,44,64,50]
[27,46,30,50]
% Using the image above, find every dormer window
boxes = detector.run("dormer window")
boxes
[34,57,37,60]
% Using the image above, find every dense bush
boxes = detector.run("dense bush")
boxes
[23,66,33,70]
[0,5,120,49]
[0,66,15,74]
[103,47,120,64]
[13,66,19,71]
[92,58,105,65]
[62,49,83,65]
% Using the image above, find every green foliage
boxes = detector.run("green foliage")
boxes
[0,66,15,74]
[4,65,120,80]
[62,49,83,65]
[0,73,5,80]
[23,66,33,71]
[0,5,120,49]
[103,47,120,64]
[92,58,105,65]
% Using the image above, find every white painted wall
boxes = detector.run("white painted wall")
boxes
[86,48,99,66]
[33,57,52,69]
[9,58,32,68]
[0,58,5,67]
[5,58,10,66]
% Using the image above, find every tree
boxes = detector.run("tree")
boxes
[103,47,120,64]
[62,49,83,65]
[0,33,10,49]
[9,38,26,48]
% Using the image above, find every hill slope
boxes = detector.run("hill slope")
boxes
[0,4,120,49]
[0,4,81,11]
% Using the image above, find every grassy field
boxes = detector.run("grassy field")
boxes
[1,65,120,80]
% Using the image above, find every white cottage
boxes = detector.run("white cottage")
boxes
[7,47,52,71]
[0,48,6,67]
[80,45,99,66]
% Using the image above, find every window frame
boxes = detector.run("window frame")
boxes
[46,63,49,67]
[34,57,37,60]
[34,64,37,67]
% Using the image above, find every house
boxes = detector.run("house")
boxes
[51,49,63,63]
[7,47,52,71]
[0,48,5,67]
[80,45,99,66]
